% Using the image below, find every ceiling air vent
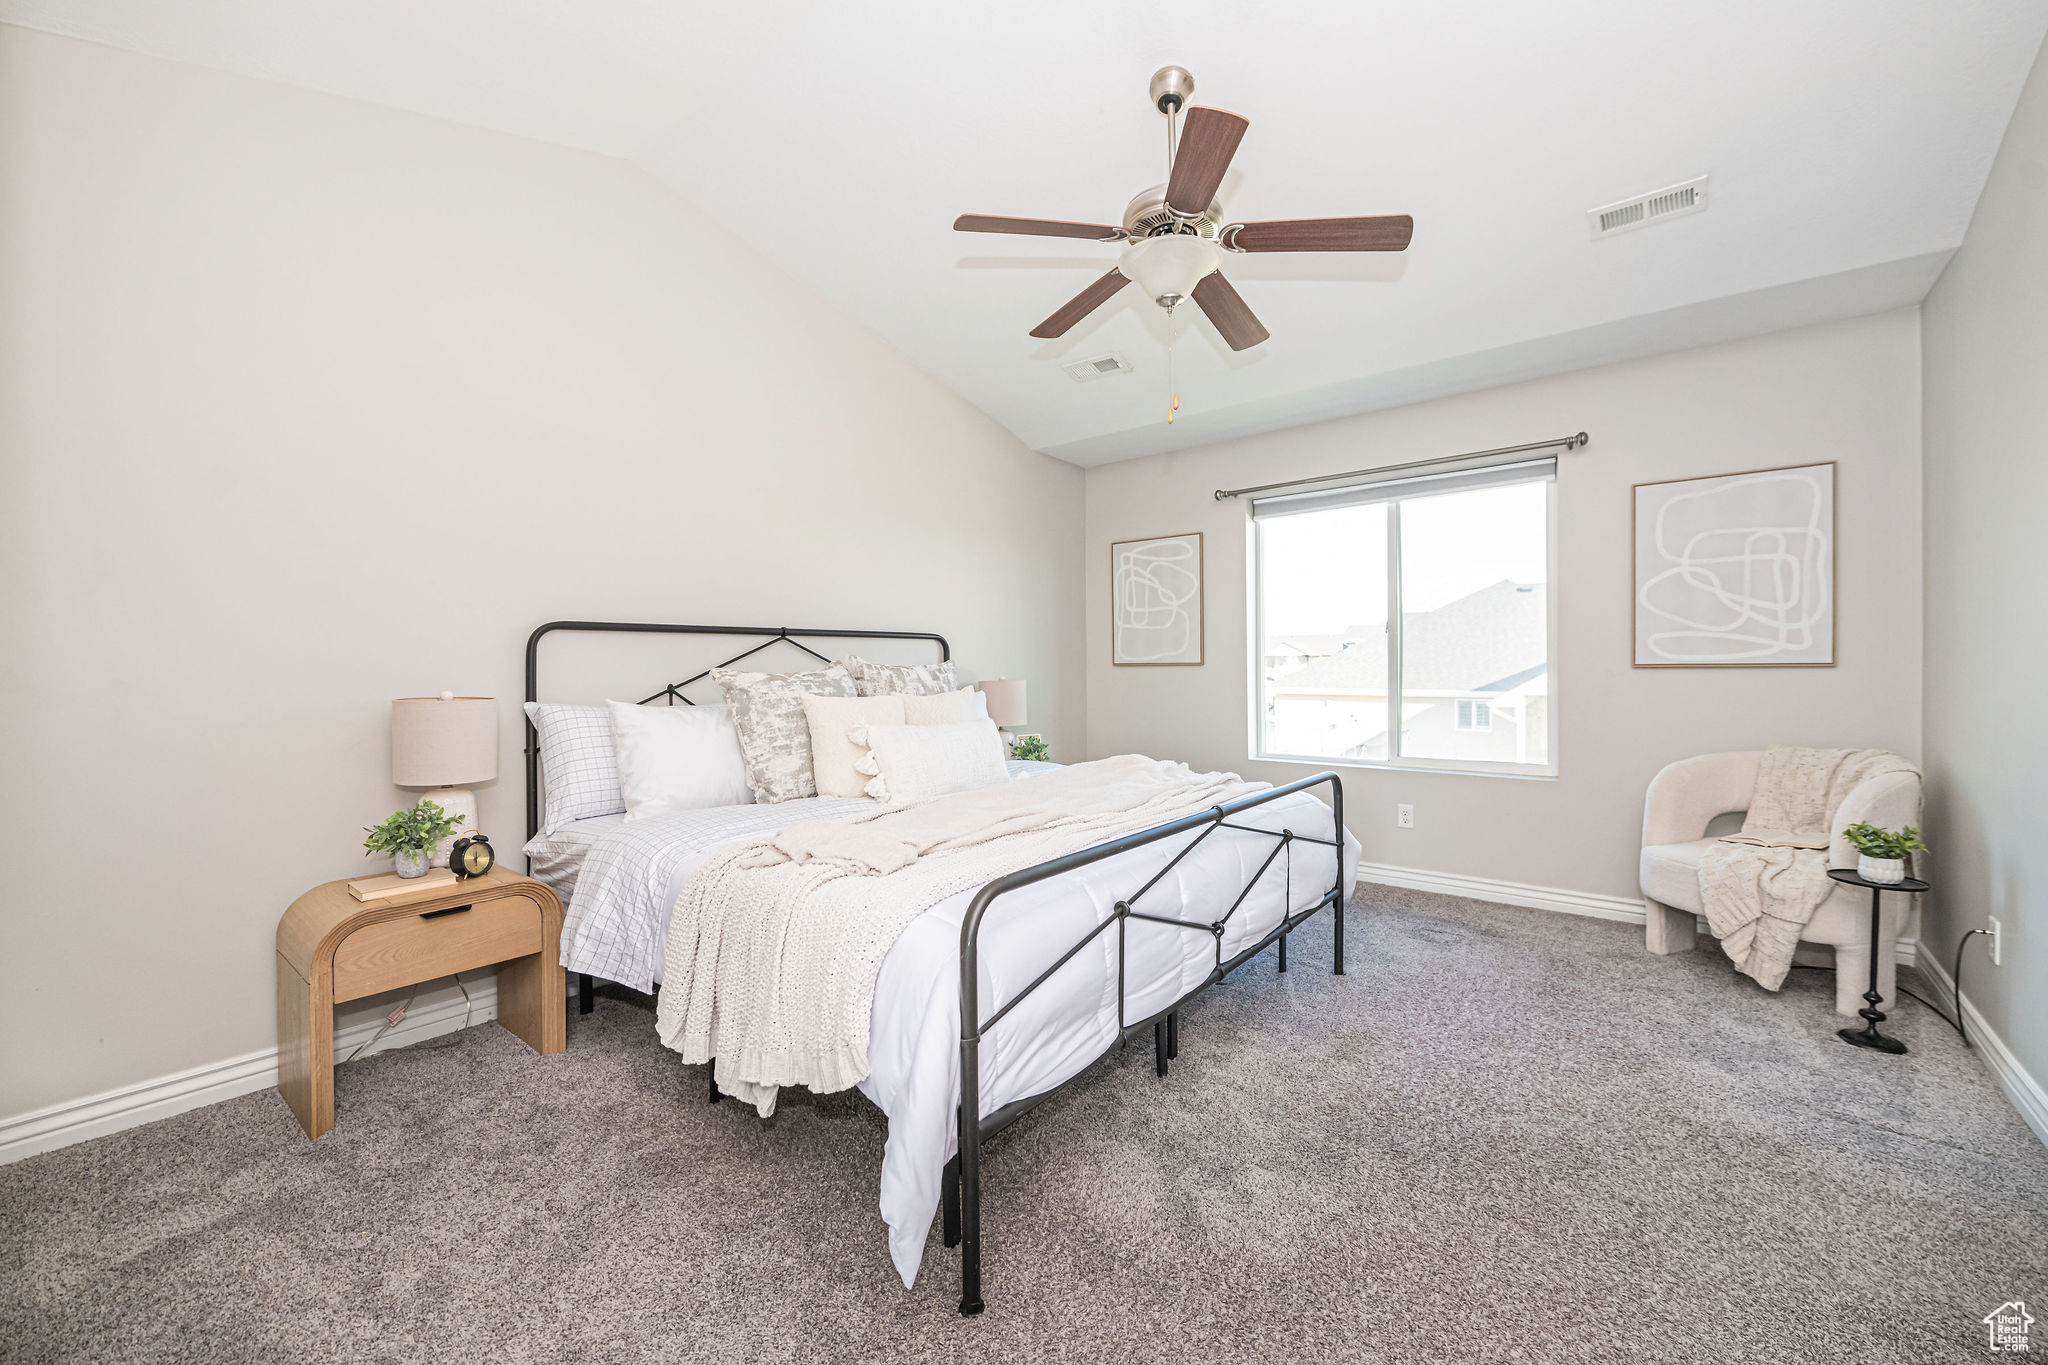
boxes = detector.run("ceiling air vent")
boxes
[1587,176,1708,239]
[1063,353,1134,382]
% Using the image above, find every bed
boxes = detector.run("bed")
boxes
[524,622,1357,1314]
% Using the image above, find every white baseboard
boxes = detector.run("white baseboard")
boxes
[1355,859,1650,924]
[1912,948,2048,1149]
[1354,859,1921,970]
[0,973,575,1165]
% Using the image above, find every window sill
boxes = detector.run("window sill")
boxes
[1253,751,1560,782]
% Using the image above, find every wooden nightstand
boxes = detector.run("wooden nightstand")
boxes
[275,866,565,1138]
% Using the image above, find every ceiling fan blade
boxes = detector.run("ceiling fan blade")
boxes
[1029,269,1130,339]
[955,214,1127,241]
[1224,215,1414,253]
[1192,272,1269,351]
[1164,106,1249,217]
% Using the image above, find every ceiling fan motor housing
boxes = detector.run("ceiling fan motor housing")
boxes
[1123,185,1223,240]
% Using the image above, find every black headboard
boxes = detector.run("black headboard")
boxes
[522,621,951,845]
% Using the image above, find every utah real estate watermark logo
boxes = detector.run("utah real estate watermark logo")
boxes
[1985,1301,2034,1353]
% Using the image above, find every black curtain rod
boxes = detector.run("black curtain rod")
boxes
[1213,432,1590,502]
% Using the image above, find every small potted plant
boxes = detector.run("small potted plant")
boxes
[364,799,465,878]
[1842,820,1925,885]
[1008,734,1051,763]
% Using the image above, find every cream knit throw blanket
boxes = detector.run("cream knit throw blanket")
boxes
[1698,744,1918,990]
[654,755,1259,1116]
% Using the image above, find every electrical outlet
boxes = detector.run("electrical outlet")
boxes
[1988,916,2003,967]
[1396,803,1415,829]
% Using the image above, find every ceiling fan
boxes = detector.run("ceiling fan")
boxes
[953,65,1414,352]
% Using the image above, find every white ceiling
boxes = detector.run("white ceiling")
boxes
[9,1,2045,465]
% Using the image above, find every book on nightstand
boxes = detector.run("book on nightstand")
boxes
[345,868,459,902]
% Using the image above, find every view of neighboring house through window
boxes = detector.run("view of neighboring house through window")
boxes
[1253,459,1554,774]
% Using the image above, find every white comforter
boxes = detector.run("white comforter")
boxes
[534,763,1359,1288]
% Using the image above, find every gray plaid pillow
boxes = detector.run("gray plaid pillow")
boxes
[523,702,625,833]
[712,663,857,803]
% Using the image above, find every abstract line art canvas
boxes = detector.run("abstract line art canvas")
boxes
[1632,462,1835,667]
[1111,532,1204,666]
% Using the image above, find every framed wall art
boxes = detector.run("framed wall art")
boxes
[1632,461,1835,667]
[1111,532,1204,666]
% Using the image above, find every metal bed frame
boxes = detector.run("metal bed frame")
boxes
[525,621,951,1015]
[524,621,1347,1316]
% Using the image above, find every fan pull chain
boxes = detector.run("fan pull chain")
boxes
[1165,310,1180,425]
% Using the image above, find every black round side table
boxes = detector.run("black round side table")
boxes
[1827,867,1929,1055]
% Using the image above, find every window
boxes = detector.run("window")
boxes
[1252,459,1555,774]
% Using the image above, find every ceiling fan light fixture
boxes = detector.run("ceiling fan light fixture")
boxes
[1119,235,1222,309]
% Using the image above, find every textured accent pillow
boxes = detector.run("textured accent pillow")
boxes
[801,693,906,799]
[852,719,1009,804]
[901,687,987,726]
[523,701,625,834]
[713,662,857,803]
[839,655,959,698]
[606,701,754,821]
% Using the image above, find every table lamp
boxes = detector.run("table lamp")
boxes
[391,693,497,867]
[977,678,1027,750]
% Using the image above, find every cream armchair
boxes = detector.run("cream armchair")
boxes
[1639,751,1922,1016]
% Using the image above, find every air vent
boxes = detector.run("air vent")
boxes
[1587,176,1708,239]
[1063,353,1134,382]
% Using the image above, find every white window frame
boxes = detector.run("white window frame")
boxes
[1247,465,1559,778]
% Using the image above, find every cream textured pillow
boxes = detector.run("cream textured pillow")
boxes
[802,693,906,799]
[712,662,857,803]
[853,719,1009,804]
[839,655,959,698]
[901,687,987,726]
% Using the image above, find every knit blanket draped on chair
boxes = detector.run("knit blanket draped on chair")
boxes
[1698,744,1919,990]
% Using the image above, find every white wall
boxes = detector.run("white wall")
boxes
[0,27,1083,1123]
[1921,38,2048,1085]
[1086,310,1923,902]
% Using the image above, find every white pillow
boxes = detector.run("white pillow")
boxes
[853,719,1009,804]
[901,687,988,726]
[524,701,625,834]
[801,693,906,799]
[605,701,754,821]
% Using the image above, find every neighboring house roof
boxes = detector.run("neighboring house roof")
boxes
[1271,580,1545,694]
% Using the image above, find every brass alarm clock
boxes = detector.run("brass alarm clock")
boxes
[448,832,495,879]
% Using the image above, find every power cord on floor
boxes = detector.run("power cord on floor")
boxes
[342,974,472,1064]
[1790,927,1992,1048]
[1950,929,1990,1049]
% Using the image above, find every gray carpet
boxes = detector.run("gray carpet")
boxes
[4,889,2045,1364]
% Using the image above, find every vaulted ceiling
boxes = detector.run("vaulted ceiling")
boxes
[8,1,2044,465]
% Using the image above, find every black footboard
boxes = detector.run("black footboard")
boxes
[951,771,1346,1315]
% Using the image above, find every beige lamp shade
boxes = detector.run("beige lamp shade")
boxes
[391,695,498,787]
[977,678,1027,728]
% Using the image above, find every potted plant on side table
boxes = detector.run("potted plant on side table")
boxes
[364,799,465,878]
[1842,820,1926,885]
[1008,734,1051,763]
